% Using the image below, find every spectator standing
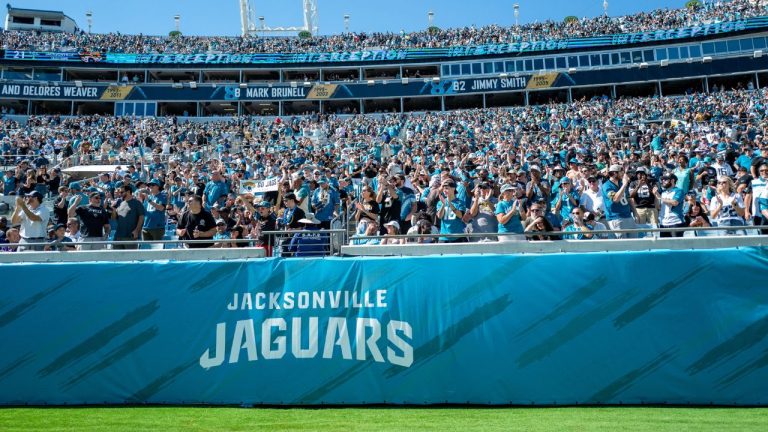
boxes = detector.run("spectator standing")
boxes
[436,180,467,243]
[111,184,145,249]
[68,191,111,250]
[655,173,686,238]
[176,195,217,248]
[602,164,638,238]
[140,180,168,242]
[11,191,49,251]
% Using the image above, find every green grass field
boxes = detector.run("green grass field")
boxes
[1,407,767,432]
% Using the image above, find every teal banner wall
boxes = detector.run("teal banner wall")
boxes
[1,247,767,405]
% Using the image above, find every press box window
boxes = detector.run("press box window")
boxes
[689,45,701,57]
[533,58,544,70]
[714,41,728,53]
[11,16,34,24]
[472,63,481,74]
[483,62,493,73]
[753,37,767,49]
[741,38,754,51]
[450,64,460,75]
[556,57,566,69]
[679,46,689,59]
[524,59,533,71]
[702,43,714,55]
[461,64,471,75]
[632,51,642,62]
[590,54,601,66]
[656,49,668,60]
[643,50,654,62]
[494,61,504,72]
[441,65,449,76]
[544,58,555,69]
[620,52,631,64]
[668,47,680,60]
[579,55,590,67]
[727,39,741,52]
[505,61,515,72]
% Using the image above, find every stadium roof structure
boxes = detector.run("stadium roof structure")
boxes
[5,3,77,25]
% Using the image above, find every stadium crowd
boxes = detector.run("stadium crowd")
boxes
[0,1,765,55]
[2,86,768,253]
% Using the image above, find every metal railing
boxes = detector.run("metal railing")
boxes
[0,229,348,258]
[346,224,768,243]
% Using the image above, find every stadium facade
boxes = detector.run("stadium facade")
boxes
[2,16,768,117]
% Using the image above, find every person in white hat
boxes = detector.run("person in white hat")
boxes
[601,164,639,238]
[381,220,404,245]
[287,213,327,257]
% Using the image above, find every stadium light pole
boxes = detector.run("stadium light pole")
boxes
[344,14,350,32]
[603,0,608,16]
[85,11,92,34]
[513,4,519,26]
[258,16,265,38]
[428,11,434,28]
[174,14,181,33]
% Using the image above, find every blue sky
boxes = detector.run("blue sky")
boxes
[9,1,685,36]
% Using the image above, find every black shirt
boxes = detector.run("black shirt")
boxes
[629,179,657,209]
[52,196,70,225]
[75,205,111,237]
[379,190,402,226]
[178,209,216,248]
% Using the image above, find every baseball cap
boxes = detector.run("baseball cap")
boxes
[608,164,623,173]
[500,184,515,193]
[257,201,271,208]
[384,220,400,231]
[24,191,44,201]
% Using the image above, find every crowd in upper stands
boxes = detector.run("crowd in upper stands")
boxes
[2,84,768,252]
[1,1,766,55]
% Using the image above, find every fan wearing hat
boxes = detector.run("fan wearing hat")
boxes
[712,152,735,178]
[44,223,76,252]
[525,164,551,208]
[280,192,306,230]
[140,179,168,242]
[495,184,524,241]
[287,213,327,257]
[11,190,50,251]
[311,177,340,230]
[654,172,686,238]
[68,190,112,250]
[553,177,580,222]
[629,166,659,226]
[601,164,639,238]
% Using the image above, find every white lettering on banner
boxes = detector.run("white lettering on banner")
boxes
[203,289,413,369]
[470,79,498,91]
[239,178,280,194]
[1,84,98,98]
[500,77,527,89]
[226,289,388,310]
